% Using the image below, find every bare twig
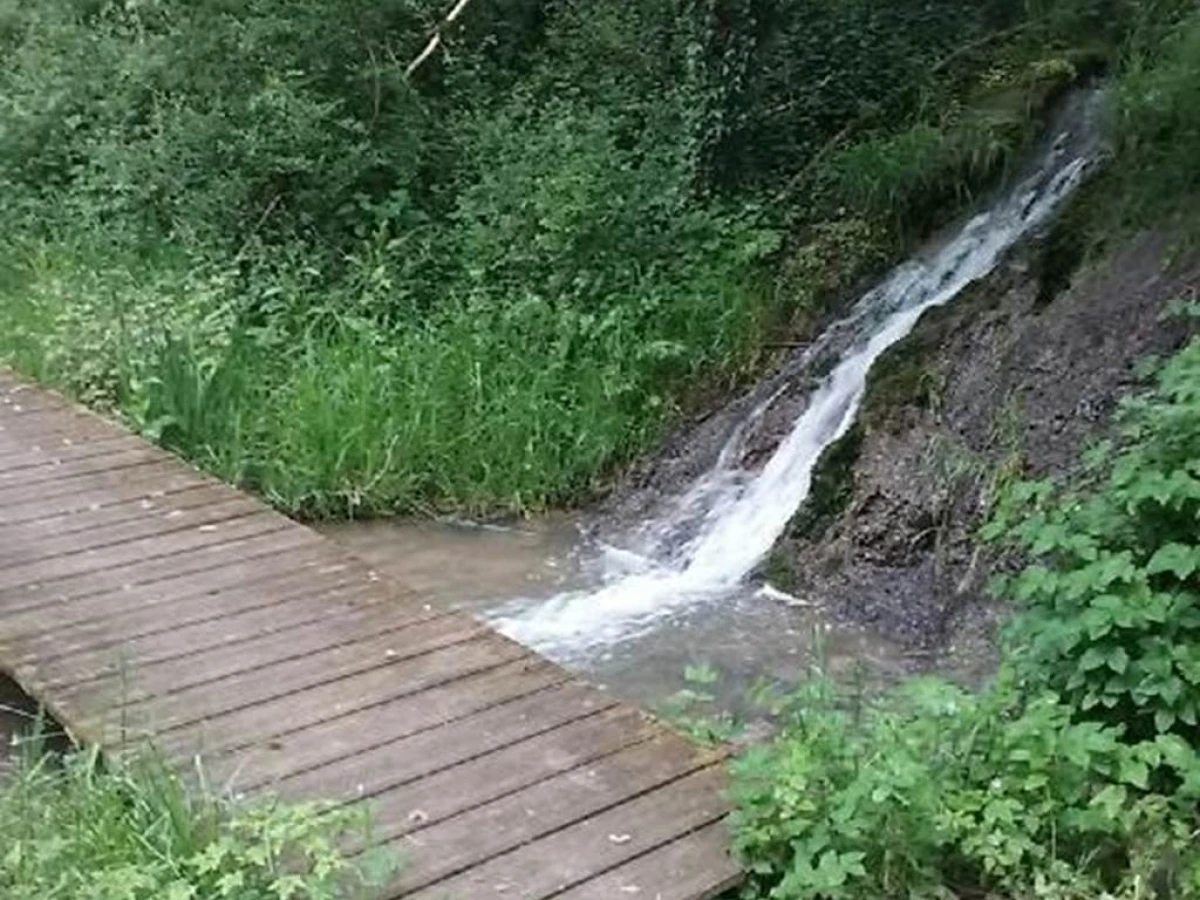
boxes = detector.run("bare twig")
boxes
[931,21,1033,74]
[367,43,383,127]
[406,0,477,78]
[784,120,857,193]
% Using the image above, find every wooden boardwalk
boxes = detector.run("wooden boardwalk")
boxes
[0,372,738,900]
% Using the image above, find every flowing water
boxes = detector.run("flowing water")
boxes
[323,88,1105,712]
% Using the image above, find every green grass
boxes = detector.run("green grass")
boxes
[0,730,395,900]
[0,234,775,518]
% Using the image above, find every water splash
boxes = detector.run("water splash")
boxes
[492,90,1104,660]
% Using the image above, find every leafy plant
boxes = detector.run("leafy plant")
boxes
[0,740,397,900]
[732,671,1200,900]
[657,664,743,746]
[0,0,1173,518]
[986,335,1200,741]
[1114,9,1200,219]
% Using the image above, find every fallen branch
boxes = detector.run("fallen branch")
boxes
[406,0,476,77]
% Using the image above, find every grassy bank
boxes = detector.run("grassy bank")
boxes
[0,0,1157,518]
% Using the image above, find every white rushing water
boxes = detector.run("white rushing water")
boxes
[493,92,1103,660]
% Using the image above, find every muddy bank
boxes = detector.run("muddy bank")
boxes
[767,229,1198,671]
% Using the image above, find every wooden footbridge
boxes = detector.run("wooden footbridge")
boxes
[0,372,738,900]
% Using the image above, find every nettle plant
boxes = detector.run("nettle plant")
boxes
[985,333,1200,741]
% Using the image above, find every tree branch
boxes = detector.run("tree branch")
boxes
[406,0,477,77]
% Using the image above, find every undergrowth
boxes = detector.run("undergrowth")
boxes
[0,733,395,900]
[0,0,1152,517]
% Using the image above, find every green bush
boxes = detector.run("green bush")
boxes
[0,204,778,516]
[733,675,1200,900]
[1114,11,1200,219]
[0,740,394,900]
[732,333,1200,899]
[985,336,1200,742]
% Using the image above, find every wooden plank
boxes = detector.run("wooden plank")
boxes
[0,395,69,417]
[0,445,167,489]
[323,708,656,851]
[382,741,722,897]
[0,458,202,508]
[551,822,740,900]
[0,464,209,524]
[0,511,288,594]
[84,628,523,743]
[9,567,364,667]
[400,768,729,900]
[259,681,624,798]
[0,495,263,567]
[0,394,120,434]
[0,374,69,401]
[0,525,314,617]
[403,768,724,900]
[178,656,568,767]
[0,372,741,900]
[0,434,144,473]
[0,483,241,543]
[50,597,455,702]
[0,538,340,644]
[35,577,383,687]
[0,407,140,447]
[153,644,541,762]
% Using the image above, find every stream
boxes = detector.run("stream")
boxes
[322,88,1105,717]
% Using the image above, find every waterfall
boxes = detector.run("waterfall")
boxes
[492,89,1106,661]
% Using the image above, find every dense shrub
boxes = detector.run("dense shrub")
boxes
[1114,11,1200,218]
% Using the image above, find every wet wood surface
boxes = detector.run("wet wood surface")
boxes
[0,371,739,900]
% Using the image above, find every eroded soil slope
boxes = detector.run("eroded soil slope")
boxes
[769,230,1198,675]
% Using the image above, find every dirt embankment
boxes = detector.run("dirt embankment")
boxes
[768,229,1198,675]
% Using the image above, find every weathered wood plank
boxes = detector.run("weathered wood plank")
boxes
[0,511,289,593]
[0,496,263,567]
[53,602,460,705]
[0,434,144,473]
[0,483,246,547]
[85,629,523,742]
[388,747,723,897]
[0,464,210,524]
[0,526,317,616]
[186,656,569,770]
[0,445,167,489]
[0,539,342,645]
[552,821,741,900]
[338,708,658,854]
[0,458,205,508]
[35,579,388,688]
[262,682,625,799]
